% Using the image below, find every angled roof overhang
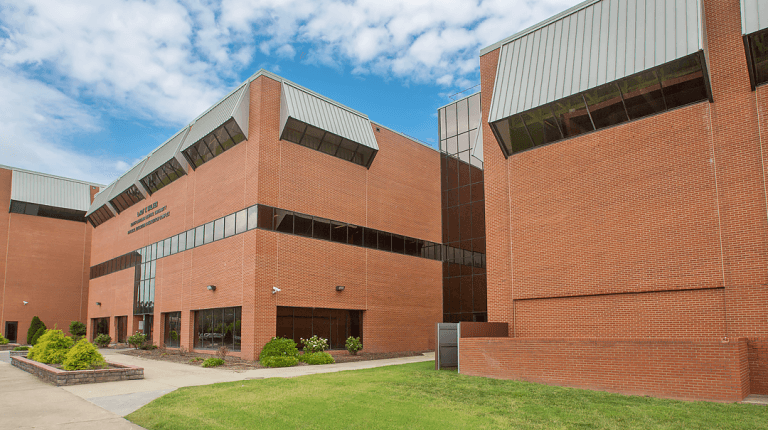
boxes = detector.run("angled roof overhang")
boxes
[485,0,710,125]
[10,169,98,212]
[742,0,768,35]
[106,158,148,214]
[741,0,768,90]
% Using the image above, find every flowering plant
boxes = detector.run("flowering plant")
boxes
[300,335,329,353]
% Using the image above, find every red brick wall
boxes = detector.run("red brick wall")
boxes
[459,337,750,402]
[87,74,443,359]
[459,322,508,338]
[0,168,93,341]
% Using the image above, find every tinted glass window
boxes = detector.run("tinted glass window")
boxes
[331,221,347,243]
[659,54,708,109]
[348,225,363,246]
[619,69,666,120]
[363,228,377,248]
[204,222,214,244]
[391,235,404,253]
[163,238,171,256]
[248,205,260,230]
[236,209,247,234]
[583,83,628,129]
[224,214,236,238]
[301,125,324,150]
[377,232,392,252]
[282,117,306,144]
[178,233,186,252]
[188,229,197,249]
[749,29,768,86]
[170,235,178,254]
[214,218,224,241]
[521,105,562,146]
[405,238,420,256]
[294,213,313,237]
[275,209,294,234]
[313,217,331,240]
[551,94,594,138]
[195,225,205,247]
[257,205,273,230]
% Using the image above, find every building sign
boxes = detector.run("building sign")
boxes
[128,201,170,234]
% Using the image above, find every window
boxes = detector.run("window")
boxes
[214,218,225,241]
[164,312,181,348]
[280,118,377,168]
[747,28,768,88]
[182,119,246,170]
[276,307,362,350]
[313,217,331,240]
[294,213,313,237]
[236,209,247,234]
[140,158,185,195]
[275,209,294,233]
[92,317,110,341]
[194,307,241,351]
[115,316,127,343]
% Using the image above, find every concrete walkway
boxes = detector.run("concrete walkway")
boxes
[62,349,433,416]
[0,358,143,430]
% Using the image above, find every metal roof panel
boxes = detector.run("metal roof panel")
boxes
[742,0,768,35]
[11,169,95,212]
[107,158,148,202]
[139,127,190,180]
[86,181,116,217]
[181,82,249,152]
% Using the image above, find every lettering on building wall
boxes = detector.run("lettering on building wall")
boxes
[128,201,169,234]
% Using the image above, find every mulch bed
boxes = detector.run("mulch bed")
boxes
[119,348,429,370]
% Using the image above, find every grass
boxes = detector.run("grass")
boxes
[127,362,768,430]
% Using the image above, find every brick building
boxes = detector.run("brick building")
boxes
[458,0,768,402]
[83,71,484,361]
[0,166,101,343]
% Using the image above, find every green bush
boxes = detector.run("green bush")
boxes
[127,332,146,349]
[13,346,29,351]
[94,334,112,348]
[140,343,157,350]
[62,339,107,371]
[31,326,46,345]
[300,335,329,353]
[27,329,74,364]
[299,352,335,365]
[261,356,299,368]
[345,336,363,355]
[0,334,9,345]
[189,357,204,363]
[27,316,46,345]
[69,321,87,338]
[259,337,299,364]
[202,358,225,368]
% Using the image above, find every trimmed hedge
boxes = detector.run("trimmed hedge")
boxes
[31,326,46,345]
[0,334,9,345]
[94,334,112,348]
[202,358,225,368]
[27,316,45,345]
[261,356,299,368]
[27,329,74,364]
[299,352,335,365]
[63,339,107,370]
[259,337,299,368]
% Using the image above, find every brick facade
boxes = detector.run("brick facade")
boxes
[87,75,443,360]
[0,168,94,342]
[470,0,768,401]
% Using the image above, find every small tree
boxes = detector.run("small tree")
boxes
[31,326,46,345]
[27,316,46,345]
[127,331,147,349]
[94,334,112,348]
[69,321,87,340]
[27,329,74,364]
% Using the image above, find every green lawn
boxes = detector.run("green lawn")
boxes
[127,362,768,430]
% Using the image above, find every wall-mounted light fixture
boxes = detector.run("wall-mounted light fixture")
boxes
[336,285,345,292]
[23,301,28,305]
[96,302,102,306]
[272,286,281,294]
[207,285,217,291]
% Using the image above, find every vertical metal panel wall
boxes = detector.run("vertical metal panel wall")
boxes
[10,170,95,211]
[742,0,768,34]
[488,0,705,123]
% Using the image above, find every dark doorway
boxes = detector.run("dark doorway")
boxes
[164,312,181,348]
[276,307,362,350]
[92,317,110,340]
[115,316,127,343]
[5,321,18,343]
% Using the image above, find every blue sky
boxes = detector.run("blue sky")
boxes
[0,0,580,185]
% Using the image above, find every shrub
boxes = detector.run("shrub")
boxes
[216,346,229,360]
[189,357,204,363]
[94,334,112,348]
[259,337,299,366]
[31,326,46,345]
[299,352,335,365]
[346,336,363,355]
[69,321,87,338]
[202,358,225,368]
[179,345,187,357]
[140,343,157,350]
[13,346,29,351]
[170,330,179,341]
[0,334,9,345]
[261,356,299,368]
[62,339,107,371]
[27,329,74,364]
[27,316,46,345]
[127,332,146,349]
[300,335,329,353]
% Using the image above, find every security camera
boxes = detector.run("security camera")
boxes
[23,301,28,305]
[272,287,281,294]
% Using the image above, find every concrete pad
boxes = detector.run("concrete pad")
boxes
[0,361,144,430]
[87,389,175,416]
[742,394,768,405]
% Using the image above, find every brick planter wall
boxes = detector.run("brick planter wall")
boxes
[459,337,750,403]
[0,344,21,351]
[11,356,143,386]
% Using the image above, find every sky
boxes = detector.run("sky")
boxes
[0,0,581,185]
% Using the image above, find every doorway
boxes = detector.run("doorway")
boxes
[4,321,17,343]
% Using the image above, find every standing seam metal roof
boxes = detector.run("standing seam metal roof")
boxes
[742,0,768,35]
[180,82,250,152]
[106,159,148,202]
[139,127,190,180]
[281,82,379,150]
[11,169,96,212]
[487,0,705,124]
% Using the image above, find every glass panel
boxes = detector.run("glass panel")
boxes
[521,105,562,146]
[187,229,196,249]
[496,115,531,155]
[177,233,186,252]
[156,241,165,259]
[331,221,347,243]
[457,98,469,134]
[750,29,768,86]
[439,108,446,140]
[274,209,294,234]
[204,222,214,244]
[447,136,457,154]
[312,217,331,240]
[355,146,374,167]
[336,138,356,161]
[294,213,313,237]
[214,126,234,151]
[458,132,470,153]
[214,218,225,241]
[150,260,156,278]
[301,125,323,150]
[223,307,235,349]
[195,225,205,247]
[391,234,404,253]
[163,238,171,257]
[150,243,157,261]
[224,214,236,238]
[257,205,272,230]
[377,231,392,252]
[170,235,178,254]
[405,237,420,256]
[583,83,629,129]
[204,134,223,157]
[659,54,708,109]
[363,228,377,248]
[348,225,363,246]
[224,120,246,144]
[248,205,259,230]
[282,117,306,144]
[194,139,214,163]
[233,307,242,351]
[445,103,457,138]
[619,69,666,120]
[149,279,155,306]
[236,209,247,234]
[551,94,594,139]
[468,93,481,130]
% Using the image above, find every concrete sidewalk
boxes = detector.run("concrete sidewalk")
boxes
[0,360,144,430]
[64,349,434,416]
